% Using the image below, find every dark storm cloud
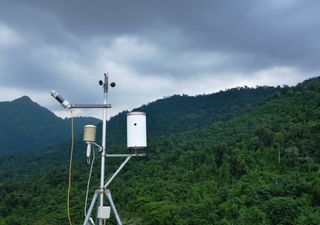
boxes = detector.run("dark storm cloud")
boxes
[2,0,319,74]
[0,0,319,117]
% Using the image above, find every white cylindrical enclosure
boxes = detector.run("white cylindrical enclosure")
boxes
[83,125,96,142]
[127,112,147,148]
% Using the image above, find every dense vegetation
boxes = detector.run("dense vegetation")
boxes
[0,86,277,181]
[0,77,320,224]
[108,86,280,145]
[0,96,100,154]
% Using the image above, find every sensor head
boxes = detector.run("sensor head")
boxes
[50,90,71,109]
[83,125,96,142]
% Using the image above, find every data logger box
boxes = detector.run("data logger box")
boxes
[127,112,147,148]
[97,206,110,219]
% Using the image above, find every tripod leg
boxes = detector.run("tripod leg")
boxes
[89,218,95,225]
[105,189,123,225]
[83,190,99,225]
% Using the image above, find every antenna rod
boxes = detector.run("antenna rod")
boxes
[99,73,108,225]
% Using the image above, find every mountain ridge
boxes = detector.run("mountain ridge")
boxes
[107,85,281,145]
[0,96,100,154]
[2,79,320,224]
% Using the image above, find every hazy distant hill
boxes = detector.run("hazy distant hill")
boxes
[0,96,100,154]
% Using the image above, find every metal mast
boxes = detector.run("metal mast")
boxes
[51,74,146,225]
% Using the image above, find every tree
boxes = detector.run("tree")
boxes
[239,206,267,225]
[272,132,284,164]
[255,125,273,147]
[264,197,301,225]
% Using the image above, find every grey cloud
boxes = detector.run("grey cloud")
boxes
[0,0,319,117]
[2,0,320,73]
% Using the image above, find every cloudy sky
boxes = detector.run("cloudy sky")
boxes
[0,0,319,118]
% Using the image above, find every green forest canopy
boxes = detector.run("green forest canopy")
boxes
[0,77,320,224]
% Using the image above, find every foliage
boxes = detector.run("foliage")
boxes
[0,77,320,224]
[108,86,281,145]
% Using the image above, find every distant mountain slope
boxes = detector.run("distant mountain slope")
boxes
[0,86,281,164]
[1,77,319,224]
[108,86,281,145]
[0,96,100,154]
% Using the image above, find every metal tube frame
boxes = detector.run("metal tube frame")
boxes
[106,153,146,157]
[104,155,132,189]
[70,104,111,109]
[83,190,99,225]
[98,74,108,225]
[82,152,143,225]
[105,189,123,225]
[56,74,146,225]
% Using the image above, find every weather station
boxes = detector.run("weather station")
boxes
[50,73,147,225]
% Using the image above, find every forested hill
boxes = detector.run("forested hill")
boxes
[0,86,280,155]
[119,77,320,224]
[107,86,281,145]
[0,96,100,154]
[1,77,320,224]
[0,85,280,179]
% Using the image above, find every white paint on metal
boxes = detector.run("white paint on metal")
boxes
[127,112,147,148]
